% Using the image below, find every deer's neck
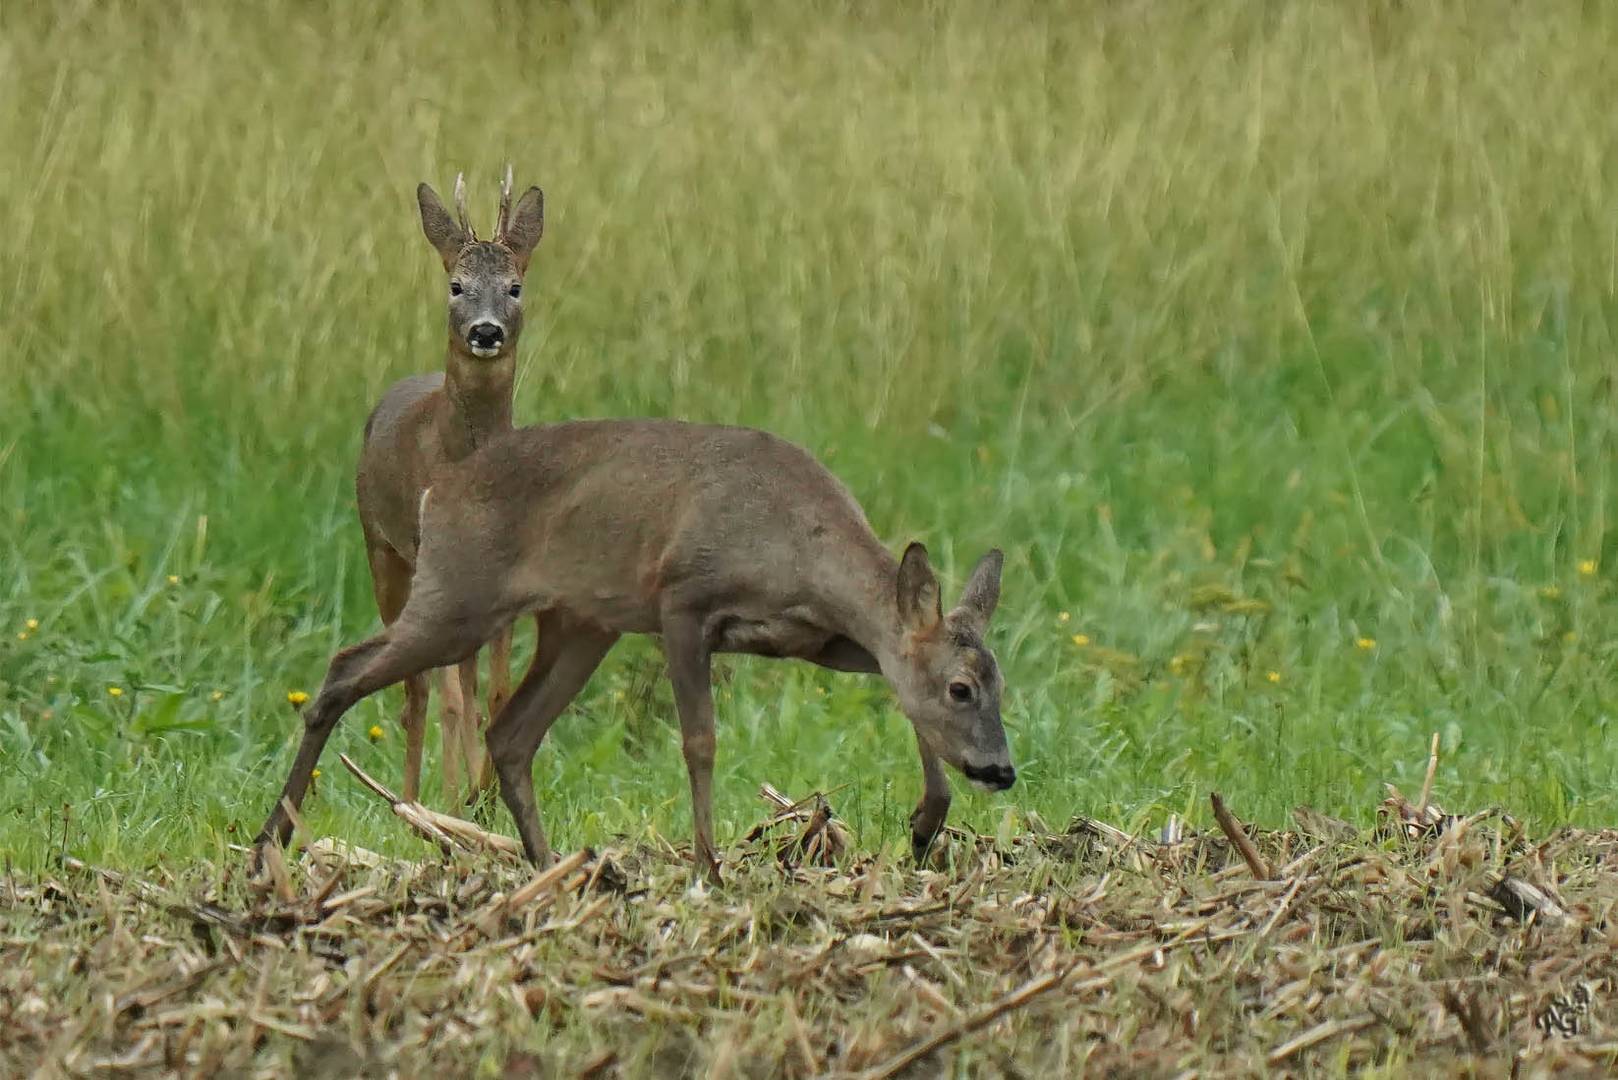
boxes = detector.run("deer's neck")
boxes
[439,350,515,459]
[816,534,908,672]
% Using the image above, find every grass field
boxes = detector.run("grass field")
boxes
[3,0,1618,1072]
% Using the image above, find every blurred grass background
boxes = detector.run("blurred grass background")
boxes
[3,0,1618,868]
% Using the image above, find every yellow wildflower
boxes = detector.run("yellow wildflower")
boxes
[368,724,384,742]
[1071,633,1091,647]
[311,768,321,779]
[108,686,124,698]
[16,631,27,642]
[167,575,179,586]
[25,618,38,631]
[1539,585,1562,600]
[287,690,310,706]
[1266,671,1281,684]
[1578,559,1598,577]
[1057,611,1071,624]
[210,690,225,702]
[1355,637,1377,651]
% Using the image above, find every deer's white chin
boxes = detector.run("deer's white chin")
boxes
[469,344,502,359]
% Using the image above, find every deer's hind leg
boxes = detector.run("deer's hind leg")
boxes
[255,590,502,855]
[365,536,429,802]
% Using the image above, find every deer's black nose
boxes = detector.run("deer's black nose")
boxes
[468,322,504,350]
[962,762,1017,790]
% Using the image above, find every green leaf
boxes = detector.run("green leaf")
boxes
[71,703,118,740]
[132,693,185,737]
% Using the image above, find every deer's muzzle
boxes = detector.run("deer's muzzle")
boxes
[467,321,505,356]
[960,760,1016,791]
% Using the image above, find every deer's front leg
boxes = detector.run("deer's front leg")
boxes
[488,625,514,720]
[398,673,429,802]
[486,620,617,867]
[473,626,516,800]
[909,734,952,865]
[436,665,467,803]
[454,655,486,805]
[662,614,721,881]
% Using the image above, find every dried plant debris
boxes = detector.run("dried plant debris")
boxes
[743,782,852,868]
[3,783,1618,1077]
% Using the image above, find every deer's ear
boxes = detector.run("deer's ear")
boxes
[418,183,467,270]
[897,542,942,635]
[504,186,545,272]
[954,549,1003,630]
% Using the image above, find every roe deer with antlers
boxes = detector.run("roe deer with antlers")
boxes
[355,166,544,804]
[258,421,1014,877]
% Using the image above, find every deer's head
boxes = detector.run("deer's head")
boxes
[890,544,1015,791]
[417,167,544,361]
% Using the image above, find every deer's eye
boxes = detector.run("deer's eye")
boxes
[948,681,974,703]
[509,283,522,299]
[450,281,463,297]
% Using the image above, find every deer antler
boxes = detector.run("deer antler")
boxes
[495,163,514,242]
[453,172,474,241]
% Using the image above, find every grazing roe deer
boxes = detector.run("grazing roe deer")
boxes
[258,420,1015,877]
[355,167,544,804]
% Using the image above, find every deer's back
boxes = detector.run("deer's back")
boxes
[425,420,883,632]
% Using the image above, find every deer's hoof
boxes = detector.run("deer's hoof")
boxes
[911,826,948,868]
[247,840,277,880]
[695,852,723,886]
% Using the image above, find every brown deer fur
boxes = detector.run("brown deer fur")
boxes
[261,420,1013,878]
[354,168,543,804]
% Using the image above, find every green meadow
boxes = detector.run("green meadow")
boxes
[3,0,1618,869]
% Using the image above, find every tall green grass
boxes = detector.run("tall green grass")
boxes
[3,0,1618,868]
